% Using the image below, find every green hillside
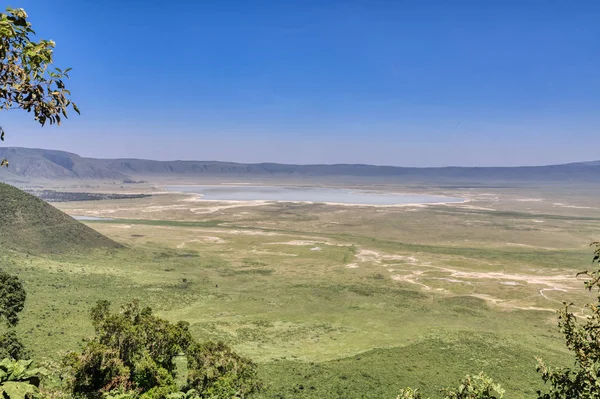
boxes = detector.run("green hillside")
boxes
[0,183,122,254]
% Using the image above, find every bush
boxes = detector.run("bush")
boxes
[64,301,261,399]
[186,341,261,398]
[0,330,29,361]
[397,372,504,399]
[64,342,131,395]
[535,242,600,399]
[442,372,504,399]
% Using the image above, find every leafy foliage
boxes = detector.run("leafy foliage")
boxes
[0,271,26,328]
[186,341,260,398]
[397,373,503,399]
[0,330,29,361]
[0,271,28,361]
[397,387,425,399]
[442,373,504,399]
[0,358,47,399]
[64,301,260,399]
[536,241,600,398]
[65,300,190,396]
[0,7,78,166]
[100,388,201,399]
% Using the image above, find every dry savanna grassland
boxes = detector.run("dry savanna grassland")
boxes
[4,177,600,398]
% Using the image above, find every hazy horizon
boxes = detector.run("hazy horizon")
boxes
[2,145,598,168]
[3,1,599,167]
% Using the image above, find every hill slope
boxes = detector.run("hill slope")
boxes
[0,183,122,254]
[0,147,126,180]
[1,146,600,182]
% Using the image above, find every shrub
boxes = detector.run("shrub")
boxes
[64,301,261,399]
[535,242,600,399]
[442,372,504,399]
[0,330,29,361]
[186,341,261,398]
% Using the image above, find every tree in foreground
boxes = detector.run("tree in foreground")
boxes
[0,7,79,166]
[536,241,600,399]
[63,300,261,399]
[0,270,28,360]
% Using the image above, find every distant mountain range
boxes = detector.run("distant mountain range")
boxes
[1,146,600,182]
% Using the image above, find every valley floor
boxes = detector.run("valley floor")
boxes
[5,179,600,398]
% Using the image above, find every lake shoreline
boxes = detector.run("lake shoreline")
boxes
[163,184,466,207]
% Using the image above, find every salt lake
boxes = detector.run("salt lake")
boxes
[165,185,464,206]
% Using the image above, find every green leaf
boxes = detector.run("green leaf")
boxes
[0,381,39,399]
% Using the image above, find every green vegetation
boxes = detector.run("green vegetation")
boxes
[397,372,504,399]
[2,5,600,399]
[63,300,260,399]
[0,271,27,360]
[0,183,121,254]
[393,242,600,399]
[0,358,46,399]
[2,176,600,397]
[535,242,600,398]
[0,7,79,166]
[0,271,25,327]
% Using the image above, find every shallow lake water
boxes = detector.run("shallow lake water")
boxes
[72,216,114,221]
[166,185,464,206]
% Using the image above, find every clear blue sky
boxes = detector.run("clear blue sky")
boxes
[3,0,600,166]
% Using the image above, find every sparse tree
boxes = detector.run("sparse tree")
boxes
[0,270,25,327]
[0,7,79,166]
[0,270,28,360]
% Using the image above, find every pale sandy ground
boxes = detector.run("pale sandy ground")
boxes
[553,203,597,209]
[60,184,596,316]
[177,237,226,248]
[332,246,582,311]
[166,189,471,209]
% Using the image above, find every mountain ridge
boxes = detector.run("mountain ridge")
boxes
[1,146,600,181]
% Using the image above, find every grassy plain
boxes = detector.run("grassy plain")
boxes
[3,178,600,398]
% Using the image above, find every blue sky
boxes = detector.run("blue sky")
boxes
[3,0,600,166]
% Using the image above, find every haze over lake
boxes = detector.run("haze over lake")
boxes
[166,185,464,205]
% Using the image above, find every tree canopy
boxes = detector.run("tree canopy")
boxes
[0,270,25,328]
[64,300,261,399]
[0,7,78,166]
[0,270,28,360]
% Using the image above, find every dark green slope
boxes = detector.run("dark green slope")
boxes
[257,332,565,399]
[0,183,121,254]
